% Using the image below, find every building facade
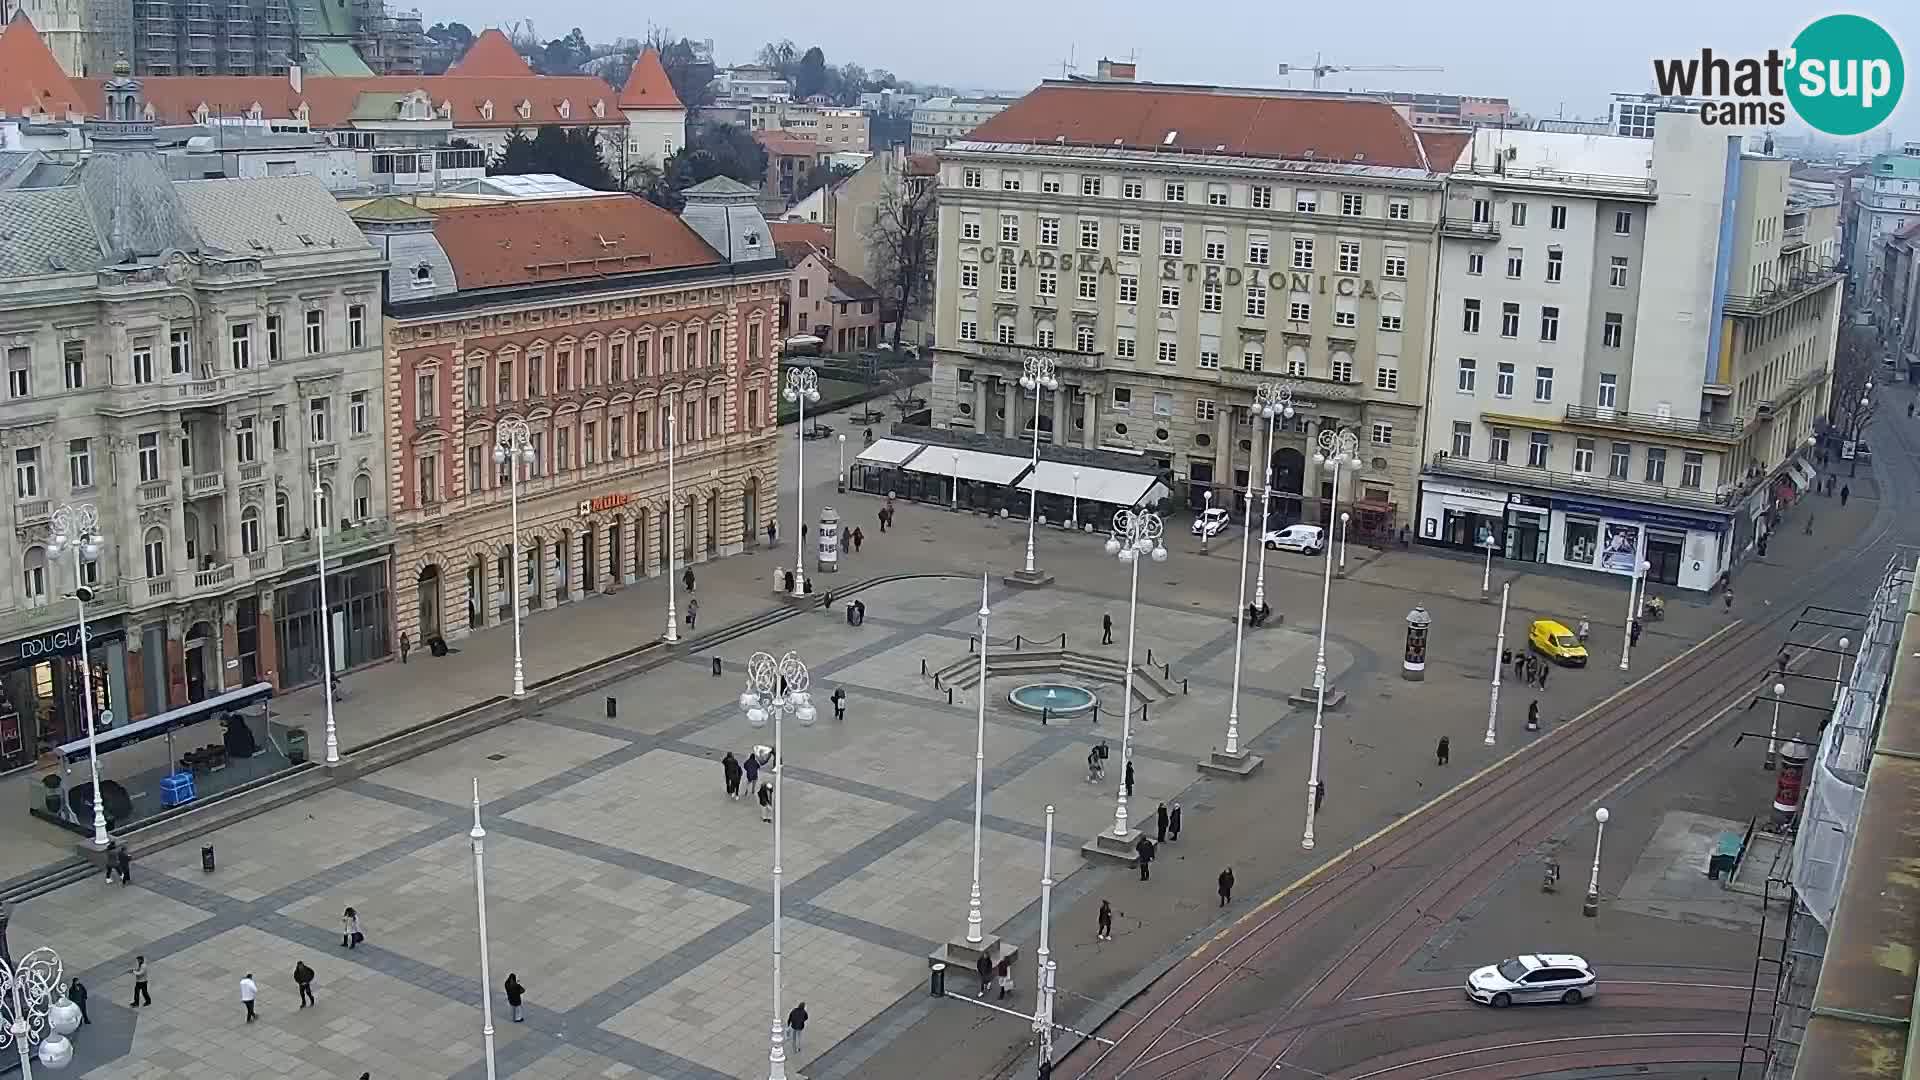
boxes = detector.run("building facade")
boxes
[361,178,785,648]
[0,68,391,767]
[909,96,1012,154]
[926,80,1446,532]
[749,100,868,153]
[1847,144,1920,304]
[778,243,885,352]
[1418,124,1841,592]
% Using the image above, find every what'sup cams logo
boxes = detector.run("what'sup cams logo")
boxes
[1651,14,1904,135]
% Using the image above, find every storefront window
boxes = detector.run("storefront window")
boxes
[0,623,128,770]
[275,561,391,688]
[1563,518,1598,564]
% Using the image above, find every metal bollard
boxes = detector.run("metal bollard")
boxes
[934,674,942,690]
[1041,707,1050,726]
[1147,648,1155,665]
[947,688,955,705]
[606,696,617,718]
[201,844,215,873]
[930,962,947,998]
[711,657,723,677]
[1162,663,1171,678]
[921,658,928,676]
[1182,678,1189,695]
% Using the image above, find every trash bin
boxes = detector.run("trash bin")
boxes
[286,727,308,765]
[929,962,947,998]
[201,844,215,873]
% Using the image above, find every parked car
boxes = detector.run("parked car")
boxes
[1191,507,1233,537]
[1529,619,1589,666]
[1262,524,1325,554]
[1465,954,1596,1008]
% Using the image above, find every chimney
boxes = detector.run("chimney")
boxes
[289,64,302,94]
[1096,59,1136,82]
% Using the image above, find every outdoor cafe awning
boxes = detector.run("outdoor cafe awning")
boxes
[853,438,926,467]
[901,445,1033,485]
[1016,460,1167,508]
[58,682,274,765]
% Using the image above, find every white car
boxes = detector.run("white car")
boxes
[1465,954,1596,1008]
[1262,524,1325,554]
[1191,507,1233,537]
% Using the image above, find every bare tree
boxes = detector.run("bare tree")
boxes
[1831,323,1879,437]
[879,367,927,419]
[864,177,938,351]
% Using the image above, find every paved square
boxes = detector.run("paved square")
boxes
[372,719,629,807]
[811,820,1053,943]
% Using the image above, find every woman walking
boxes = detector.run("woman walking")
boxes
[341,907,364,949]
[68,978,89,1025]
[1096,899,1113,941]
[504,973,526,1022]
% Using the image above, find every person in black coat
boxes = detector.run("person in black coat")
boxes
[1135,836,1156,881]
[504,973,526,1022]
[67,978,89,1024]
[721,753,742,800]
[293,960,316,1007]
[787,1002,808,1055]
[1218,867,1235,907]
[1168,802,1183,842]
[1156,802,1168,844]
[1124,760,1135,797]
[758,780,774,823]
[975,953,993,996]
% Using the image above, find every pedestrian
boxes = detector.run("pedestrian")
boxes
[1527,700,1540,731]
[852,527,864,552]
[113,844,131,886]
[1135,836,1156,881]
[878,508,888,533]
[686,597,698,629]
[1577,617,1590,643]
[1124,760,1135,798]
[294,960,315,1008]
[1168,802,1182,842]
[400,633,410,665]
[786,1001,808,1054]
[1630,619,1643,648]
[504,973,525,1022]
[831,687,846,721]
[1513,653,1527,680]
[239,973,258,1022]
[1218,867,1235,907]
[1314,780,1325,814]
[341,907,363,949]
[976,953,992,996]
[722,751,742,800]
[1724,586,1734,612]
[1909,401,1915,419]
[822,589,834,612]
[1840,484,1851,507]
[1778,649,1791,678]
[1097,899,1113,940]
[840,529,850,554]
[1102,613,1114,645]
[768,521,777,546]
[67,979,88,1025]
[996,955,1013,1000]
[1538,663,1549,691]
[743,749,760,794]
[1806,513,1816,535]
[1436,735,1450,766]
[1156,802,1168,844]
[758,780,774,823]
[683,567,696,593]
[128,955,150,1007]
[1087,745,1103,784]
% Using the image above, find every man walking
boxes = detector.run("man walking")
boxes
[1436,735,1450,766]
[1097,900,1113,941]
[67,979,88,1025]
[831,687,847,722]
[743,749,760,797]
[685,597,698,630]
[239,973,258,1022]
[787,1001,808,1054]
[1314,780,1325,814]
[1218,867,1235,907]
[1527,700,1541,732]
[976,954,993,996]
[400,633,410,665]
[129,955,151,1007]
[758,780,774,823]
[1102,613,1114,645]
[1156,802,1168,844]
[1630,619,1643,649]
[1724,586,1734,612]
[294,960,315,1008]
[1135,836,1156,881]
[878,508,888,533]
[1840,484,1851,507]
[1168,802,1182,842]
[1124,760,1135,798]
[721,752,742,800]
[683,567,696,593]
[1537,663,1549,691]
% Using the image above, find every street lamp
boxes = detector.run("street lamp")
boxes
[1251,382,1299,612]
[741,650,815,1080]
[46,505,108,848]
[468,781,498,1080]
[1485,582,1510,746]
[784,369,821,598]
[1478,529,1497,599]
[1582,806,1610,917]
[312,457,341,765]
[492,419,535,697]
[1200,489,1214,551]
[836,433,846,494]
[964,574,990,944]
[1019,356,1060,576]
[665,411,679,645]
[950,450,961,511]
[1766,682,1786,771]
[1833,637,1850,704]
[0,946,80,1077]
[1618,558,1651,673]
[1069,469,1081,532]
[1033,804,1057,1072]
[1302,427,1360,851]
[1222,384,1294,761]
[1104,509,1167,839]
[1338,511,1350,573]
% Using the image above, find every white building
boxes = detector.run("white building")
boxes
[617,46,687,169]
[1418,123,1841,592]
[910,96,1014,153]
[1847,143,1920,303]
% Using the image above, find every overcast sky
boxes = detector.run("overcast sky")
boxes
[439,0,1915,139]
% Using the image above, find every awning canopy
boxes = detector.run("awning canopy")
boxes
[60,682,274,765]
[1016,460,1166,507]
[901,446,1032,485]
[854,438,926,467]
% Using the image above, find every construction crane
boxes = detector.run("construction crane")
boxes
[1279,53,1444,91]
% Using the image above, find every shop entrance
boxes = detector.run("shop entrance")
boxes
[1188,462,1214,510]
[1646,531,1685,586]
[416,565,443,640]
[1442,509,1505,554]
[582,530,599,593]
[1270,448,1305,528]
[184,621,215,702]
[1505,512,1548,563]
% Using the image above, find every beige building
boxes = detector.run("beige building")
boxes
[926,78,1449,531]
[750,100,870,153]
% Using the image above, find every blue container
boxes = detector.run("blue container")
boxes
[159,772,196,808]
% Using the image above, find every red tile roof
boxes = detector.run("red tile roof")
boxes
[65,73,622,129]
[906,153,938,176]
[827,263,879,301]
[966,81,1429,170]
[756,131,827,158]
[618,47,682,111]
[775,240,822,265]
[770,221,831,253]
[1418,130,1472,170]
[430,194,722,291]
[0,12,82,118]
[445,29,534,77]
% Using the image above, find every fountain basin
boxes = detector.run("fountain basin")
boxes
[1007,682,1097,717]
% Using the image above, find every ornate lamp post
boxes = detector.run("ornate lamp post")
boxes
[468,781,498,1080]
[1766,682,1786,771]
[665,411,679,645]
[1833,637,1851,704]
[492,419,535,697]
[1618,555,1651,673]
[1033,804,1057,1072]
[1337,511,1350,573]
[836,433,847,493]
[1485,583,1510,746]
[1221,382,1294,764]
[1069,469,1081,532]
[312,457,341,764]
[741,651,815,1079]
[1019,356,1059,576]
[1251,383,1299,612]
[46,505,108,847]
[784,369,821,598]
[1302,427,1359,851]
[1582,806,1610,917]
[965,575,990,944]
[1104,509,1167,838]
[0,946,80,1077]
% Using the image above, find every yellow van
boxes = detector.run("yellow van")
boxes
[1529,619,1588,667]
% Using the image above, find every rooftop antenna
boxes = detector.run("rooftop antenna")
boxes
[1058,44,1077,79]
[1278,51,1444,91]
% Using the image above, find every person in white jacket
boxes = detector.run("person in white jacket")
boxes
[239,973,258,1022]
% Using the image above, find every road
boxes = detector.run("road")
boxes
[1059,386,1918,1080]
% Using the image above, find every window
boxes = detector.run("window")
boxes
[1205,233,1227,261]
[1341,193,1364,217]
[962,217,981,242]
[228,322,252,369]
[1614,209,1632,235]
[1371,422,1393,445]
[1681,451,1704,489]
[1644,447,1667,484]
[1383,253,1406,278]
[131,343,154,385]
[1500,303,1520,337]
[1163,181,1185,203]
[1162,225,1183,256]
[67,438,91,490]
[1080,218,1100,249]
[1040,174,1062,194]
[961,262,979,288]
[1036,324,1055,348]
[610,341,626,379]
[5,349,26,399]
[1457,358,1477,392]
[1119,223,1142,253]
[1001,172,1022,191]
[1119,276,1139,303]
[304,309,324,354]
[1573,438,1595,473]
[1472,198,1492,224]
[271,411,285,451]
[308,397,330,442]
[137,433,160,482]
[62,341,84,390]
[414,370,438,419]
[1334,304,1356,328]
[1248,233,1270,265]
[1246,283,1267,318]
[1296,190,1317,213]
[1467,251,1485,275]
[1284,349,1305,377]
[1156,340,1177,365]
[1527,432,1550,467]
[1388,198,1410,221]
[1375,361,1399,392]
[1540,306,1559,342]
[169,328,192,374]
[1597,373,1618,408]
[235,416,256,464]
[1078,274,1098,301]
[1289,299,1311,322]
[962,168,981,188]
[1114,334,1135,359]
[241,506,262,554]
[997,320,1016,345]
[1038,271,1057,298]
[13,447,37,498]
[1242,344,1264,372]
[609,416,624,458]
[1082,175,1104,197]
[348,304,366,349]
[1292,237,1314,269]
[1505,249,1523,278]
[1251,185,1274,210]
[1039,216,1059,246]
[1000,263,1018,292]
[1123,179,1144,199]
[1451,422,1472,457]
[1609,256,1630,288]
[1206,184,1228,207]
[1151,392,1173,417]
[959,320,977,342]
[143,527,166,578]
[1549,204,1567,229]
[1379,311,1402,332]
[1001,214,1020,243]
[1196,398,1218,421]
[1075,324,1096,352]
[1495,362,1515,398]
[1111,386,1132,412]
[1330,355,1354,383]
[1462,299,1481,333]
[1534,366,1554,401]
[266,314,282,361]
[1488,427,1510,463]
[1338,241,1361,274]
[1202,280,1222,312]
[1510,201,1528,226]
[350,390,369,435]
[1609,442,1630,479]
[1545,250,1563,282]
[1198,347,1219,369]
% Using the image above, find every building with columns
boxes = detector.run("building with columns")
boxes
[926,77,1453,534]
[362,176,785,648]
[0,63,391,768]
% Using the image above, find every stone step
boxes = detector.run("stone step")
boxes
[1287,684,1347,711]
[1197,748,1265,778]
[1080,825,1145,864]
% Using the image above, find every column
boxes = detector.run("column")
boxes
[1082,393,1098,450]
[1052,387,1068,445]
[974,381,988,433]
[220,598,241,692]
[1214,406,1233,507]
[167,416,188,587]
[1304,424,1322,521]
[221,413,243,568]
[1002,379,1016,438]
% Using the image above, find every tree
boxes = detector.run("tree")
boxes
[647,26,714,112]
[864,177,939,350]
[795,46,828,98]
[757,39,797,74]
[539,27,589,74]
[488,126,617,191]
[1832,323,1879,437]
[642,122,767,211]
[422,21,473,73]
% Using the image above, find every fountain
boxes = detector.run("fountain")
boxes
[1007,682,1098,717]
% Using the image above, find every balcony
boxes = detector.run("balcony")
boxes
[240,464,264,483]
[14,499,49,525]
[278,517,395,565]
[955,341,1107,371]
[193,561,236,589]
[1426,451,1733,512]
[1724,268,1843,318]
[0,582,128,640]
[137,480,171,506]
[1440,218,1501,242]
[1782,224,1808,252]
[187,472,225,498]
[1563,404,1744,442]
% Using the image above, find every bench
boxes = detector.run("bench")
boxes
[1708,830,1744,880]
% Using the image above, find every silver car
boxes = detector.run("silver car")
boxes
[1464,953,1596,1007]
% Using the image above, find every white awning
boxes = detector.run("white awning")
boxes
[901,445,1032,485]
[854,438,925,466]
[1017,460,1165,507]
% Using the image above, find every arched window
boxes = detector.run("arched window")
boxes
[353,472,372,521]
[21,546,47,604]
[275,489,291,539]
[317,483,334,530]
[143,527,167,578]
[240,505,262,555]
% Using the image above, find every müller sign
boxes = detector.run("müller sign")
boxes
[976,246,1386,297]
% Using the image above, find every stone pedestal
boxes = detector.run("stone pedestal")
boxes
[1198,747,1264,778]
[1001,568,1054,589]
[927,934,1019,985]
[1080,826,1144,864]
[1287,684,1347,710]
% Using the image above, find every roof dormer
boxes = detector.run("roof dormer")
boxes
[516,99,531,120]
[437,99,451,119]
[591,99,605,119]
[479,99,494,121]
[557,98,571,120]
[246,101,263,120]
[193,102,210,123]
